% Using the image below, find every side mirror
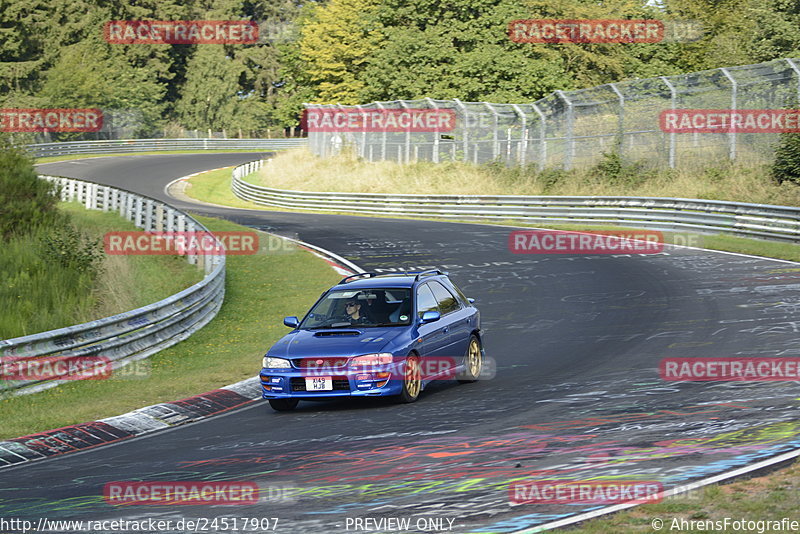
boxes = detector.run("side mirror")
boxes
[420,310,441,324]
[283,316,299,328]
[467,298,475,304]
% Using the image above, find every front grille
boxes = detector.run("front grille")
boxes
[291,377,351,392]
[294,357,350,369]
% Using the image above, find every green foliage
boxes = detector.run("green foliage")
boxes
[297,0,381,104]
[0,227,97,339]
[39,224,104,274]
[771,131,800,184]
[4,0,800,133]
[0,137,61,240]
[538,167,569,192]
[176,46,250,131]
[591,151,652,187]
[39,39,167,137]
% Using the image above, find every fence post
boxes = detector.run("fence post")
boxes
[720,67,737,161]
[376,102,387,161]
[102,186,110,211]
[660,76,678,168]
[556,90,574,170]
[425,97,440,163]
[144,199,154,231]
[511,104,527,166]
[155,204,164,232]
[484,102,500,162]
[453,99,469,163]
[134,197,143,228]
[609,83,625,156]
[84,183,94,210]
[786,59,800,105]
[397,101,411,164]
[356,104,367,159]
[302,103,315,156]
[166,208,176,232]
[335,103,348,157]
[318,104,328,158]
[530,104,547,170]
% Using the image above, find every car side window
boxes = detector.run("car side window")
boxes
[416,284,438,318]
[443,279,470,306]
[429,281,460,315]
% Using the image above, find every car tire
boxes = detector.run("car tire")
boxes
[457,335,483,383]
[398,354,422,403]
[269,398,299,412]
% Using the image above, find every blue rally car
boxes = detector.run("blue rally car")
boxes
[260,270,483,411]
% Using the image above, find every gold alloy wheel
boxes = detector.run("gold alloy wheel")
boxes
[405,357,422,398]
[467,337,482,377]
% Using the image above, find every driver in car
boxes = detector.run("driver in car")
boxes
[344,300,370,325]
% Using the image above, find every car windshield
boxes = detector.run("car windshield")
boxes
[300,288,413,329]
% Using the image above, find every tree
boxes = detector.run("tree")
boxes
[39,38,167,137]
[297,0,382,104]
[175,45,268,133]
[0,136,60,239]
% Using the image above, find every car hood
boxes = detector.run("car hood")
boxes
[268,327,407,359]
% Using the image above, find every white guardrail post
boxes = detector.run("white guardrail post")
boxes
[0,176,227,396]
[231,159,800,243]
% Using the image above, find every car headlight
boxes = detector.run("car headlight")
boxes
[263,356,291,369]
[350,353,394,368]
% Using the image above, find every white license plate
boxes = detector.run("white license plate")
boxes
[306,377,333,391]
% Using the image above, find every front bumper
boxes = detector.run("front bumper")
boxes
[259,368,404,399]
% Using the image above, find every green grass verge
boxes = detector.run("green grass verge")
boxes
[0,215,341,439]
[0,202,201,339]
[181,166,263,209]
[35,149,283,164]
[563,460,800,533]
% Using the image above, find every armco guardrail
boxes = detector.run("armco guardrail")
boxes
[0,176,226,395]
[28,138,307,159]
[232,159,800,242]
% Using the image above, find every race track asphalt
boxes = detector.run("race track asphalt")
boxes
[2,153,798,533]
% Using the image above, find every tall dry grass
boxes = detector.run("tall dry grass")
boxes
[253,148,800,206]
